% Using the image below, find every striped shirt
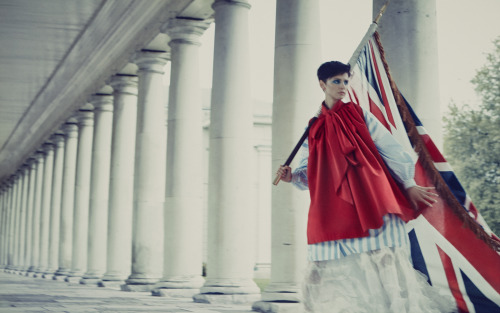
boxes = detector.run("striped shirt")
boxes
[291,107,416,261]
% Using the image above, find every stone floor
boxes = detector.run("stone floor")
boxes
[0,271,256,313]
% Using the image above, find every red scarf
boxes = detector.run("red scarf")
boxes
[306,101,417,244]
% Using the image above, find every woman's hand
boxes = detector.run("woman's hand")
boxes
[277,165,293,183]
[407,185,439,209]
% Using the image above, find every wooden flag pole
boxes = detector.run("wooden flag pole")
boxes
[273,0,391,186]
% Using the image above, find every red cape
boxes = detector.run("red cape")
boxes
[306,101,417,244]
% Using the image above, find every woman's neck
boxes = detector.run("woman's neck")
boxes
[325,98,334,109]
[324,98,342,109]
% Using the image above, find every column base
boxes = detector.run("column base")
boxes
[121,283,156,292]
[33,272,43,278]
[152,275,204,298]
[42,271,56,279]
[65,275,83,283]
[152,287,200,298]
[54,267,71,276]
[43,268,57,278]
[193,278,261,305]
[101,272,129,282]
[98,280,125,290]
[79,277,101,285]
[260,282,302,302]
[52,274,67,281]
[122,275,160,291]
[252,301,302,313]
[193,293,261,305]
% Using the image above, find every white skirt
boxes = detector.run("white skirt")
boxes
[302,247,457,313]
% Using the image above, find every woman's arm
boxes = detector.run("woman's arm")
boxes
[277,140,309,190]
[362,108,438,207]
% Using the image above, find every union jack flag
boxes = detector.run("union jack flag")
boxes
[347,32,500,313]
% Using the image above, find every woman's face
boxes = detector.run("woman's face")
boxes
[320,73,350,104]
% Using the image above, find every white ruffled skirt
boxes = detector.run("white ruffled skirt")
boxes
[302,247,457,313]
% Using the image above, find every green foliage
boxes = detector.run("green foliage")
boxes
[444,37,500,235]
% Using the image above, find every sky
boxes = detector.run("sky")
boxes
[196,0,500,114]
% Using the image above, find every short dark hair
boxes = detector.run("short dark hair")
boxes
[317,61,351,82]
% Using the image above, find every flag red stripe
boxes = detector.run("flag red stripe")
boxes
[415,164,500,294]
[368,96,392,131]
[420,134,447,163]
[437,246,469,312]
[368,40,396,128]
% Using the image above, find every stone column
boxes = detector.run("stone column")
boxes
[11,169,22,271]
[100,74,138,289]
[16,165,30,272]
[66,106,94,283]
[254,145,272,279]
[23,158,37,275]
[54,119,79,279]
[2,182,10,268]
[1,182,13,268]
[29,151,45,275]
[11,171,22,271]
[36,141,55,276]
[45,132,65,276]
[253,1,321,311]
[81,92,114,285]
[0,185,7,268]
[5,177,16,270]
[0,186,5,268]
[152,18,210,298]
[7,177,18,271]
[194,0,260,304]
[123,50,168,291]
[373,0,441,147]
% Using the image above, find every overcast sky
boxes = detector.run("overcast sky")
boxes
[197,0,500,113]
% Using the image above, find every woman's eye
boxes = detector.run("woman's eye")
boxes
[332,79,341,84]
[344,80,349,85]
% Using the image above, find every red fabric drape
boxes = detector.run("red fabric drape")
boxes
[306,101,417,244]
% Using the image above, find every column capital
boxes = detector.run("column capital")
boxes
[8,174,17,184]
[63,119,79,138]
[133,50,170,74]
[42,140,55,153]
[109,75,138,96]
[89,93,114,113]
[34,150,46,161]
[14,168,23,178]
[50,132,66,147]
[77,105,95,127]
[213,0,251,10]
[20,162,30,171]
[161,18,211,46]
[27,157,37,169]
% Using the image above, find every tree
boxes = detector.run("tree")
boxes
[444,37,500,235]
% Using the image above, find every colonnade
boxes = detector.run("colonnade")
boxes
[0,0,439,312]
[0,0,281,307]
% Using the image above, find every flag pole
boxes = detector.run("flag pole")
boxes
[273,0,391,186]
[348,0,390,67]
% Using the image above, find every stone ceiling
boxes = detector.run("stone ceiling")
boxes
[0,0,214,181]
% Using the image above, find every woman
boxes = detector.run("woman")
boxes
[278,61,455,312]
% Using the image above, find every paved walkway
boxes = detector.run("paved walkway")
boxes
[0,271,255,313]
